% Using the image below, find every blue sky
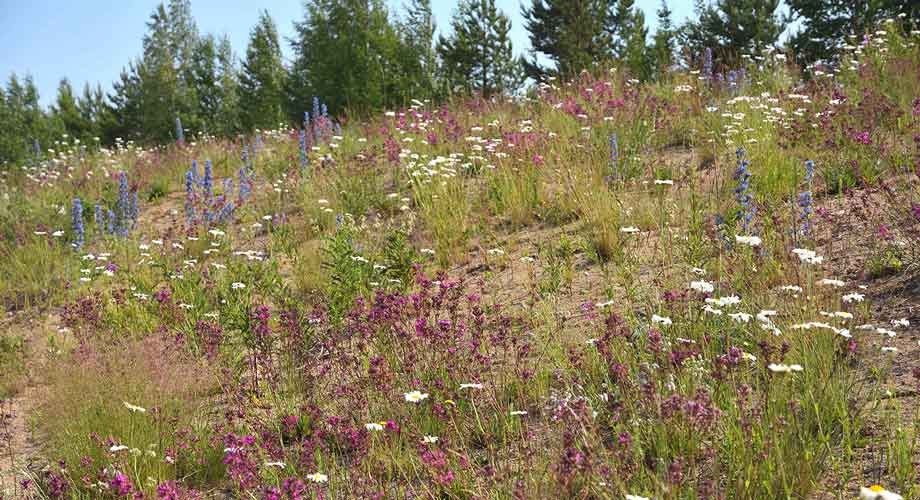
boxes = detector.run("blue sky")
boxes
[0,1,700,107]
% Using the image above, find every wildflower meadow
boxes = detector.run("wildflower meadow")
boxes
[2,4,920,500]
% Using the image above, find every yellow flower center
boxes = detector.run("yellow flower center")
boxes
[869,485,885,493]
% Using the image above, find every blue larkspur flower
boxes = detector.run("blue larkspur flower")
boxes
[175,116,185,145]
[733,148,756,235]
[72,198,84,249]
[116,171,131,237]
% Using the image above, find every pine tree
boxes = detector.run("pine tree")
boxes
[621,8,652,81]
[788,0,919,65]
[77,83,107,142]
[611,0,643,57]
[0,85,15,164]
[189,34,221,134]
[521,0,645,81]
[399,0,438,100]
[139,3,182,142]
[108,61,144,142]
[240,10,287,131]
[105,0,203,143]
[215,35,242,136]
[681,0,787,67]
[52,78,91,142]
[0,74,55,164]
[651,0,676,75]
[437,0,522,97]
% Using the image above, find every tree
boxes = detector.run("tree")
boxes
[620,7,652,81]
[240,10,287,131]
[437,0,522,97]
[788,0,920,65]
[78,82,109,142]
[399,0,438,100]
[138,2,183,142]
[52,78,91,142]
[651,0,676,75]
[215,35,242,136]
[107,61,144,142]
[0,74,56,164]
[104,0,203,143]
[521,0,617,81]
[189,34,221,134]
[288,0,419,118]
[681,0,787,67]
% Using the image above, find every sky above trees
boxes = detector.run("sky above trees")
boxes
[0,0,700,106]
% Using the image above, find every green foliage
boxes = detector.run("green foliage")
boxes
[521,0,617,80]
[288,0,431,117]
[788,0,919,66]
[538,234,576,296]
[620,7,653,80]
[651,0,676,76]
[437,0,523,97]
[680,0,787,67]
[0,73,60,165]
[0,238,75,311]
[0,332,25,397]
[239,10,287,131]
[321,220,375,321]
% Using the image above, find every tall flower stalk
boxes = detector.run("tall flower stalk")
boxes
[299,128,308,173]
[238,167,252,204]
[733,148,755,235]
[175,116,185,146]
[94,203,104,235]
[609,133,619,181]
[798,160,815,238]
[703,47,713,81]
[72,198,84,249]
[185,169,196,226]
[115,171,131,237]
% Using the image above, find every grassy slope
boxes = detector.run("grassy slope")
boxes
[1,24,919,500]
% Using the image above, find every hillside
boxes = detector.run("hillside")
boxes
[2,24,920,500]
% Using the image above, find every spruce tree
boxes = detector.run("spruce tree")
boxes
[240,10,287,131]
[437,0,522,97]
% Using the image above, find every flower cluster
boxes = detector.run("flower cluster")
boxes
[184,159,249,228]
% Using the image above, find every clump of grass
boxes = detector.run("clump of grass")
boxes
[37,335,222,496]
[412,175,472,267]
[0,332,26,397]
[0,238,76,311]
[487,162,541,227]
